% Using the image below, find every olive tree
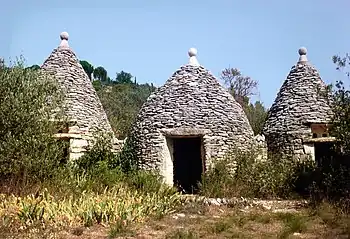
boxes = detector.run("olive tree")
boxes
[0,61,68,185]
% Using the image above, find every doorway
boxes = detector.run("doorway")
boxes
[314,142,337,166]
[172,137,203,194]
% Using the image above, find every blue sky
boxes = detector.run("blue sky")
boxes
[1,0,349,107]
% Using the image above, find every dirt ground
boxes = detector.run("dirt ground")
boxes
[2,201,350,239]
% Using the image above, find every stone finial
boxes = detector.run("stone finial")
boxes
[298,47,308,63]
[188,48,200,66]
[59,32,69,48]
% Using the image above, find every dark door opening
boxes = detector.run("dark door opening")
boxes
[172,137,203,194]
[314,142,337,166]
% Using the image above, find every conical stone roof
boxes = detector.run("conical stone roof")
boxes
[263,47,333,158]
[41,32,112,134]
[129,48,254,169]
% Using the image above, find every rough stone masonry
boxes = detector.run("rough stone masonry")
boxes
[129,48,255,185]
[263,47,333,160]
[41,32,114,160]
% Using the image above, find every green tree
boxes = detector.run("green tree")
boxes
[115,71,133,84]
[220,67,258,106]
[0,61,67,185]
[331,54,350,153]
[93,66,108,82]
[220,67,266,134]
[80,60,94,80]
[245,101,268,135]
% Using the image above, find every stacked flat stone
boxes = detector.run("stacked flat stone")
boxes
[263,47,333,159]
[41,32,112,134]
[129,48,254,169]
[254,134,268,161]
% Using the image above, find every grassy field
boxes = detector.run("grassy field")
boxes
[2,199,349,239]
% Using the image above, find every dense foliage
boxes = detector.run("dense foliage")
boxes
[96,83,156,138]
[79,60,94,80]
[0,61,68,185]
[315,54,350,204]
[331,54,350,154]
[199,149,313,199]
[77,60,156,138]
[245,100,268,135]
[0,60,179,236]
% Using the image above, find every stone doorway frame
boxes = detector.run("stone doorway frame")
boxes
[159,128,209,186]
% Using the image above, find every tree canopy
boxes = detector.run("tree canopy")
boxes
[220,67,267,135]
[0,61,68,183]
[97,83,156,138]
[80,60,94,80]
[93,66,108,82]
[220,67,258,106]
[116,71,133,84]
[331,53,350,154]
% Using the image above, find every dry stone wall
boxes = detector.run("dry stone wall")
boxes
[130,64,254,176]
[263,53,333,160]
[41,33,114,161]
[254,134,268,161]
[41,48,112,134]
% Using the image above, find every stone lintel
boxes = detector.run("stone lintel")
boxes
[303,121,332,127]
[160,128,210,137]
[54,133,86,140]
[303,137,336,143]
[50,118,78,124]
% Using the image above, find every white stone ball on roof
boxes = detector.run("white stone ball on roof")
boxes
[188,48,197,57]
[60,32,69,40]
[298,47,307,55]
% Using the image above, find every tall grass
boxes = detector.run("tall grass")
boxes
[1,184,180,229]
[0,166,181,236]
[0,126,181,235]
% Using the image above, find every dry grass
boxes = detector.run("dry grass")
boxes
[0,186,181,239]
[133,203,349,239]
[1,198,350,239]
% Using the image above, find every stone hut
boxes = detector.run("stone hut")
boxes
[41,32,113,161]
[263,47,333,162]
[129,48,254,192]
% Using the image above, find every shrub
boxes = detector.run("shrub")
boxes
[0,60,67,187]
[76,133,138,175]
[314,53,350,208]
[75,132,117,173]
[306,154,350,208]
[199,148,314,199]
[71,133,174,196]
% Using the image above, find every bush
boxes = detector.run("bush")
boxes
[199,149,315,199]
[305,154,350,209]
[0,60,67,186]
[314,54,350,208]
[72,133,175,195]
[76,133,138,175]
[75,133,117,173]
[199,146,350,204]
